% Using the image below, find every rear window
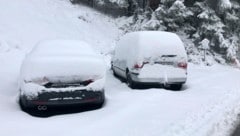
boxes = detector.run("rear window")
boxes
[136,31,187,60]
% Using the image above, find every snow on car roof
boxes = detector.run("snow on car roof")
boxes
[20,40,106,82]
[126,31,185,51]
[116,31,187,64]
[29,40,97,58]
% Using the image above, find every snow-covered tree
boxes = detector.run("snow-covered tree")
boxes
[155,0,193,31]
[118,0,240,64]
[206,0,231,11]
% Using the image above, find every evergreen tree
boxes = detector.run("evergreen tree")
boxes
[120,0,240,64]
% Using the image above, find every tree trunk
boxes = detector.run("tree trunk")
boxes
[149,0,160,10]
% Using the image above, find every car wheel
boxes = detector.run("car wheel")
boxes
[95,100,104,108]
[165,84,182,91]
[112,68,118,77]
[19,96,28,111]
[126,72,137,89]
[93,95,105,109]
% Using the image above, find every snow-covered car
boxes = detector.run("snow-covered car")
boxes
[112,31,188,90]
[19,40,106,110]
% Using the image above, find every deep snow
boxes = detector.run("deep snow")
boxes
[0,0,240,136]
[20,40,106,96]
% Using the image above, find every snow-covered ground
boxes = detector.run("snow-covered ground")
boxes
[0,0,240,136]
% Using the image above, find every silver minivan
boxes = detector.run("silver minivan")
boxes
[111,31,187,90]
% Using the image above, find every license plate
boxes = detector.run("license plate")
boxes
[155,61,174,65]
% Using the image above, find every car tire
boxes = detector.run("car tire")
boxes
[19,96,28,111]
[165,84,182,91]
[112,68,118,77]
[126,72,137,89]
[95,100,104,108]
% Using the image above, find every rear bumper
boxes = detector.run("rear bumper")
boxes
[130,73,187,85]
[20,90,105,108]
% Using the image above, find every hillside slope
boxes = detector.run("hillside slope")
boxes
[0,0,120,52]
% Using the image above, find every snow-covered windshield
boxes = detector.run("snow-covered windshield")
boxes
[29,40,98,57]
[136,31,187,61]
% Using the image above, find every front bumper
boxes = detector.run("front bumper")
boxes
[20,90,104,108]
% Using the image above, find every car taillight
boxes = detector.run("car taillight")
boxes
[134,64,143,69]
[133,61,149,69]
[178,62,188,69]
[82,79,94,86]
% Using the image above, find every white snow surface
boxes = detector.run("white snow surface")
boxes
[0,0,240,136]
[20,40,106,83]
